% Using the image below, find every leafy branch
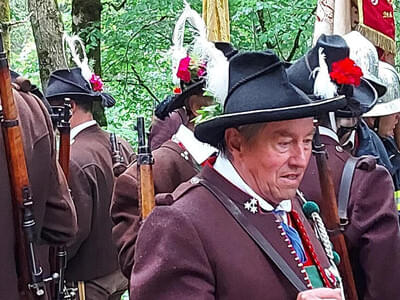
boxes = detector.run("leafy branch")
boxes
[130,64,160,104]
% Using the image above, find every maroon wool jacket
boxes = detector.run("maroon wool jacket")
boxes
[0,87,77,299]
[111,140,198,278]
[300,134,400,300]
[65,124,134,281]
[130,166,334,299]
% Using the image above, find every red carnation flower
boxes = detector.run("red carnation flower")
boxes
[329,58,363,87]
[177,56,191,83]
[90,74,104,92]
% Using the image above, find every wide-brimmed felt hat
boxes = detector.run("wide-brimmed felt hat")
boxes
[287,34,378,118]
[46,67,115,108]
[166,42,238,114]
[364,61,400,117]
[194,51,346,147]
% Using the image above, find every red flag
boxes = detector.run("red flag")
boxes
[356,0,396,55]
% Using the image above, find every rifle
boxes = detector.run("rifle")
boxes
[0,31,44,299]
[110,132,127,177]
[313,123,358,300]
[136,117,155,218]
[50,98,75,300]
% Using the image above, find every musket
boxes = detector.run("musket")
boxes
[50,98,73,300]
[136,117,155,218]
[110,132,127,177]
[313,123,358,300]
[0,31,44,299]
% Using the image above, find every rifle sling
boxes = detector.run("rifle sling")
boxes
[338,156,360,223]
[199,178,307,292]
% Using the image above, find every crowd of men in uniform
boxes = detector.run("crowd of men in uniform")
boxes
[2,3,400,300]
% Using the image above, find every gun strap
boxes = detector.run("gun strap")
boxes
[338,156,360,223]
[199,178,307,292]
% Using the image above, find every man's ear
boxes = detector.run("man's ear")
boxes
[70,100,77,113]
[225,128,243,158]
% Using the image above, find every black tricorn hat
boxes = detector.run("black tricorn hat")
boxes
[287,34,378,118]
[45,67,115,108]
[194,51,346,147]
[166,42,239,114]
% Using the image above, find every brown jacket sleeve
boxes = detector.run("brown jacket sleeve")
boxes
[111,143,197,278]
[67,160,94,258]
[16,89,77,245]
[111,165,141,278]
[130,206,215,299]
[346,164,400,300]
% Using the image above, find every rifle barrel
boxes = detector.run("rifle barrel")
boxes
[313,126,358,300]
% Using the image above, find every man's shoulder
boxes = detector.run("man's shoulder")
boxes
[157,176,212,211]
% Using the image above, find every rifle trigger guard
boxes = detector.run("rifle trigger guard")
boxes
[1,119,18,127]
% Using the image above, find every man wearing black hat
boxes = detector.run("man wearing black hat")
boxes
[1,75,77,299]
[111,32,238,278]
[287,34,400,299]
[46,67,134,300]
[129,50,346,299]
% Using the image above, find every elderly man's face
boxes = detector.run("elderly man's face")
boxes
[228,118,314,204]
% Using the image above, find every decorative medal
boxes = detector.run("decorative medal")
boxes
[244,198,258,214]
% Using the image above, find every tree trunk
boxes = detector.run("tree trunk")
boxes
[72,0,107,126]
[0,0,11,59]
[28,0,66,90]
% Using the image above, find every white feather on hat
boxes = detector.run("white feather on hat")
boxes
[62,32,93,86]
[170,1,229,105]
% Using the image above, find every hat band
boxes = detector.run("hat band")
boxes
[225,60,282,109]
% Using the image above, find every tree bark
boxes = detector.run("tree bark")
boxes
[0,0,11,59]
[28,0,66,90]
[72,0,106,126]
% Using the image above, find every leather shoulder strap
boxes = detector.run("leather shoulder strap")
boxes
[199,178,307,292]
[338,156,362,223]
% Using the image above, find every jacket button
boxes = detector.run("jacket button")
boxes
[335,146,344,152]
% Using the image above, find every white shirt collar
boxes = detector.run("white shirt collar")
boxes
[213,155,292,212]
[172,124,217,164]
[319,126,340,143]
[70,120,97,143]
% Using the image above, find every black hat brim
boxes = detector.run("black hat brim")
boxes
[46,91,101,103]
[195,96,346,147]
[167,80,205,112]
[363,73,387,98]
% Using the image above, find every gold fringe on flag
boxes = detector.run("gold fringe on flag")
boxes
[356,23,396,54]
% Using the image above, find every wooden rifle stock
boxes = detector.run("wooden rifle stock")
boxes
[0,32,43,299]
[136,117,155,218]
[313,125,358,300]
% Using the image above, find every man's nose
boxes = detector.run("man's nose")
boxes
[288,144,309,168]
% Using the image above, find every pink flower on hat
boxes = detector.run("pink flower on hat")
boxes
[90,74,104,92]
[177,56,191,83]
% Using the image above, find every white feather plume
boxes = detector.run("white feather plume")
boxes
[171,1,191,86]
[170,1,229,104]
[312,47,337,99]
[193,37,229,105]
[62,32,93,85]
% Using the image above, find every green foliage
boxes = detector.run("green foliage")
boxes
[8,0,400,146]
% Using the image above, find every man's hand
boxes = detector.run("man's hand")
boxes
[296,288,342,300]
